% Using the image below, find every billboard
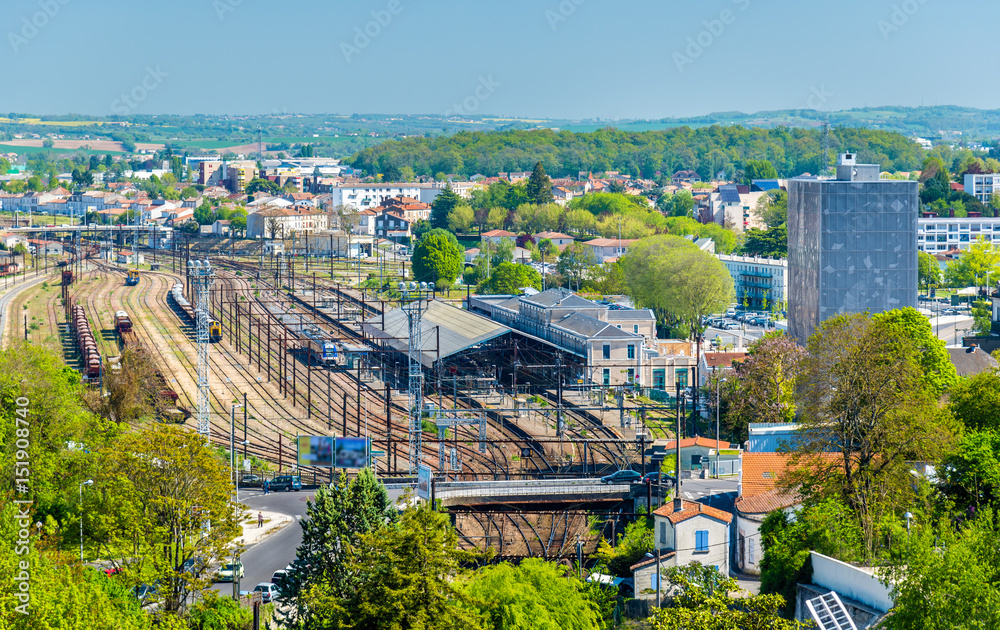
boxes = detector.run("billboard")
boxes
[296,436,334,468]
[335,437,369,469]
[417,465,432,500]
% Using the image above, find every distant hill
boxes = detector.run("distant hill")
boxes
[558,106,1000,143]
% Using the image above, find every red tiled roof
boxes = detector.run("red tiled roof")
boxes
[483,229,515,237]
[652,499,733,525]
[703,352,747,369]
[735,452,840,515]
[734,488,800,515]
[584,238,637,247]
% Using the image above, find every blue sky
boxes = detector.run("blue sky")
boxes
[2,0,994,118]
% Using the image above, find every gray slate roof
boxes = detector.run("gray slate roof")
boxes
[550,312,641,340]
[363,299,513,368]
[605,309,654,321]
[521,288,600,309]
[948,346,999,377]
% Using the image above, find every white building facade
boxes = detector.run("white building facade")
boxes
[717,254,787,311]
[964,173,1000,204]
[330,184,422,211]
[917,216,1000,252]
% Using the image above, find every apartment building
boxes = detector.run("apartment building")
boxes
[330,184,422,210]
[247,206,329,239]
[918,216,1000,252]
[964,173,1000,204]
[717,254,787,310]
[704,184,768,232]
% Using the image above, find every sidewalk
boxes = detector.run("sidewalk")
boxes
[238,510,292,547]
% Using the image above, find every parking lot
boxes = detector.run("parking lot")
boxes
[704,312,779,347]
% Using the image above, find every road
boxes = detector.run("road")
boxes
[930,314,974,345]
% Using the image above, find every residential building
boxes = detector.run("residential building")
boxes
[481,229,516,245]
[717,254,787,311]
[583,238,636,263]
[246,206,329,239]
[27,239,63,256]
[533,231,575,249]
[963,172,1000,204]
[698,351,747,386]
[375,208,414,240]
[734,453,802,575]
[672,170,702,185]
[329,184,422,211]
[704,184,768,232]
[212,220,231,236]
[947,344,999,376]
[379,196,431,222]
[631,499,732,602]
[788,153,918,345]
[652,436,736,473]
[917,215,1000,252]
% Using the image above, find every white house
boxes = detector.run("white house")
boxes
[481,229,516,245]
[631,499,732,603]
[533,231,575,249]
[583,238,636,263]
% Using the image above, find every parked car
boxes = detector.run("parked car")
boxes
[240,473,262,486]
[254,582,280,603]
[600,470,642,485]
[641,472,676,487]
[216,561,244,582]
[270,475,302,492]
[135,582,158,605]
[270,569,288,589]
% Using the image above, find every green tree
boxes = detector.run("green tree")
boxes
[759,499,864,617]
[486,206,507,230]
[650,563,807,629]
[592,514,652,577]
[789,313,955,555]
[461,559,600,630]
[430,185,462,230]
[477,262,541,295]
[89,423,240,613]
[556,242,598,291]
[873,306,958,396]
[756,189,788,228]
[621,235,735,341]
[949,370,1000,432]
[0,157,11,174]
[741,225,787,257]
[302,503,483,630]
[447,203,474,233]
[972,298,992,336]
[743,159,779,183]
[180,186,199,199]
[881,511,1000,630]
[720,332,806,444]
[412,228,464,285]
[245,177,280,195]
[918,250,942,289]
[525,161,554,205]
[945,237,1000,287]
[229,214,247,237]
[937,430,1000,516]
[188,591,253,630]
[284,469,395,626]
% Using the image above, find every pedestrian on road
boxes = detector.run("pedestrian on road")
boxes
[263,480,269,494]
[258,512,263,528]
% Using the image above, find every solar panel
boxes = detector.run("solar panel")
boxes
[806,591,857,630]
[719,185,741,203]
[752,179,781,191]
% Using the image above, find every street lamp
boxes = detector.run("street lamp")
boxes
[715,374,726,479]
[79,479,93,562]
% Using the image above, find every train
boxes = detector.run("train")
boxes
[114,311,133,335]
[301,327,338,365]
[71,305,101,380]
[169,283,222,342]
[126,269,140,286]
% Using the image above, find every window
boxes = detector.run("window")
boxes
[602,344,610,360]
[650,573,659,590]
[627,344,635,360]
[695,530,708,553]
[748,538,755,564]
[659,522,667,545]
[627,368,635,383]
[633,324,639,334]
[602,369,610,386]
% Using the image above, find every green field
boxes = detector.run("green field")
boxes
[0,143,120,156]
